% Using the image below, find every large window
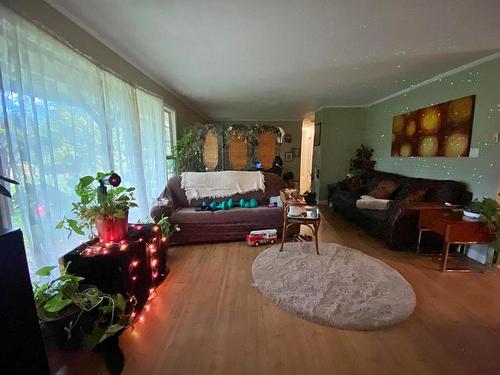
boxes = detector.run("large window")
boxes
[164,107,176,180]
[0,5,171,271]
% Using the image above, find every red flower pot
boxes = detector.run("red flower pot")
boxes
[96,212,128,242]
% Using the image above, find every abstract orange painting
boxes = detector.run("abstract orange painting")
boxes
[391,95,475,157]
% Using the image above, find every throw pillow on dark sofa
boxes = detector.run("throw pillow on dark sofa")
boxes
[400,188,428,205]
[368,179,400,199]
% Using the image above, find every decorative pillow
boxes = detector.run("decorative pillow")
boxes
[367,180,400,199]
[401,188,428,205]
[344,176,363,193]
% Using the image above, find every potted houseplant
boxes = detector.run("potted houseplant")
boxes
[479,198,500,267]
[349,144,376,175]
[33,263,129,350]
[168,128,203,173]
[156,215,180,243]
[57,172,137,242]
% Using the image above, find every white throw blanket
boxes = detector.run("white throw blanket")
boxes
[356,195,392,211]
[181,171,265,201]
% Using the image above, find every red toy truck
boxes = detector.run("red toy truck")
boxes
[246,229,278,246]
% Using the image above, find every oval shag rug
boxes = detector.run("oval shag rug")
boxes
[251,242,416,330]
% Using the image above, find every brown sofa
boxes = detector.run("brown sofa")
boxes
[150,172,285,244]
[328,169,473,250]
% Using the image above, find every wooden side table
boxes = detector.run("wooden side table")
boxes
[417,209,494,272]
[279,198,321,255]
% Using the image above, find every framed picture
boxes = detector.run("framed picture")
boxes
[292,147,301,157]
[284,134,292,143]
[314,123,321,146]
[284,152,293,162]
[391,95,475,157]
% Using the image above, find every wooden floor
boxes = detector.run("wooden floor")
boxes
[53,207,500,375]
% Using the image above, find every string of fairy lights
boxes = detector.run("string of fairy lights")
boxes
[79,224,168,325]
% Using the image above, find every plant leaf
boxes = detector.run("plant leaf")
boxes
[67,219,85,235]
[82,325,107,350]
[0,175,19,184]
[35,265,57,277]
[96,172,110,180]
[0,184,12,198]
[114,293,126,312]
[44,292,73,313]
[79,176,95,188]
[58,274,85,283]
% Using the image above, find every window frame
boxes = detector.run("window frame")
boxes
[164,105,177,178]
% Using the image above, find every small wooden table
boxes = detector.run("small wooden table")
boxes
[279,197,321,255]
[417,209,494,272]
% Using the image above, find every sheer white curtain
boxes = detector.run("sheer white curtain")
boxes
[0,6,167,271]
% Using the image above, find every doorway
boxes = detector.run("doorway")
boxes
[300,119,315,193]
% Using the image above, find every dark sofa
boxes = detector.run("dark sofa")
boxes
[328,169,472,250]
[150,172,285,244]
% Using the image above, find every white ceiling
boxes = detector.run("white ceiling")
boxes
[46,0,500,120]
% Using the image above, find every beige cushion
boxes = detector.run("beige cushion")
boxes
[356,196,391,211]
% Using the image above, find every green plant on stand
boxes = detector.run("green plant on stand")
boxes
[479,198,500,268]
[349,144,376,176]
[56,172,137,240]
[168,128,203,173]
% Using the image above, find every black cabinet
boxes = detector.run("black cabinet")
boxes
[0,228,49,375]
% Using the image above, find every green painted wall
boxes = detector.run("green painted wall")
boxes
[364,57,500,200]
[316,57,500,201]
[315,108,367,199]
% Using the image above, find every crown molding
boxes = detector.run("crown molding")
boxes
[212,119,303,123]
[316,104,369,112]
[316,51,500,114]
[365,51,500,107]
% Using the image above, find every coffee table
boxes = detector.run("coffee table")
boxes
[417,209,494,272]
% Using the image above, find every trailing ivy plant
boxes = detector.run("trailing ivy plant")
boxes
[32,263,129,349]
[33,263,85,321]
[168,128,203,173]
[56,172,137,238]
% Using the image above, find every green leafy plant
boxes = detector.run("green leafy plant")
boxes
[0,175,19,198]
[32,263,129,349]
[56,172,137,238]
[168,129,203,173]
[479,198,500,254]
[157,215,179,237]
[33,263,85,321]
[349,144,376,175]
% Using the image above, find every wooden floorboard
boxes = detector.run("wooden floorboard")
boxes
[53,207,500,375]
